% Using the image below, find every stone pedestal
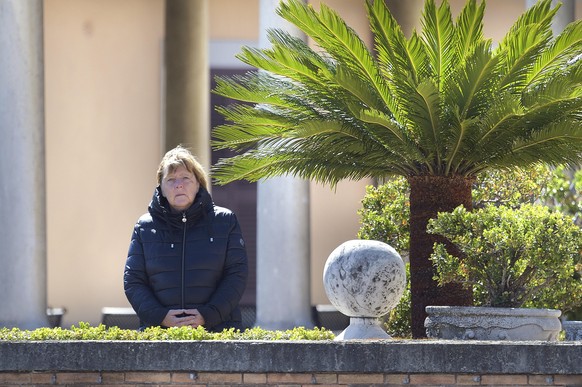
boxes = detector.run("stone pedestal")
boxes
[335,317,389,340]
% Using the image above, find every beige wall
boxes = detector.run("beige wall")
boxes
[44,0,581,327]
[44,0,164,326]
[43,0,372,326]
[209,0,259,40]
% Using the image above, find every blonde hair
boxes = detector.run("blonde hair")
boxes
[156,145,209,189]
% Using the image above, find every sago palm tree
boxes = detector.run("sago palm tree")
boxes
[211,0,582,337]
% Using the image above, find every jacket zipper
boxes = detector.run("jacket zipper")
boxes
[181,212,187,310]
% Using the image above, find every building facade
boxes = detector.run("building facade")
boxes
[2,0,578,328]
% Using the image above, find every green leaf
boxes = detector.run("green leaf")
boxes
[420,0,456,90]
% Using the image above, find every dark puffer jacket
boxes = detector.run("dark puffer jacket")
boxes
[124,186,248,331]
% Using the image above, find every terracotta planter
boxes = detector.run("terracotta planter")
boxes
[424,306,562,341]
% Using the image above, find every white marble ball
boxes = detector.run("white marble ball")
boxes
[323,239,406,318]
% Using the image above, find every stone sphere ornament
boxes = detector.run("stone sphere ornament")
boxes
[323,239,406,340]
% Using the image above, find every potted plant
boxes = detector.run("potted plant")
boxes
[424,204,582,340]
[357,165,557,338]
[211,0,582,337]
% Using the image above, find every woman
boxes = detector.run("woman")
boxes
[124,145,248,331]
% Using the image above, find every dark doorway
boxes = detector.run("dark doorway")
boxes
[210,68,257,306]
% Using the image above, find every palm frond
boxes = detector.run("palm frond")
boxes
[213,73,290,106]
[278,0,392,113]
[465,96,582,173]
[454,0,485,56]
[524,60,582,106]
[420,0,456,90]
[212,105,290,151]
[351,107,427,170]
[407,31,431,83]
[333,65,386,111]
[496,119,582,168]
[495,0,557,90]
[352,107,409,145]
[518,96,582,133]
[496,0,556,56]
[468,93,524,156]
[211,0,582,185]
[285,118,360,140]
[235,30,335,90]
[211,152,295,184]
[367,0,420,84]
[407,79,443,171]
[446,40,497,119]
[212,144,410,186]
[526,19,582,87]
[443,115,481,175]
[366,0,420,124]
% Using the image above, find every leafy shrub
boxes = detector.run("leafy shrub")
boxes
[357,177,409,253]
[357,165,554,250]
[384,263,411,338]
[472,165,553,209]
[357,165,580,336]
[427,204,582,310]
[541,165,582,226]
[0,322,335,341]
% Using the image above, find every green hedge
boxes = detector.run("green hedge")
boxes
[0,322,335,341]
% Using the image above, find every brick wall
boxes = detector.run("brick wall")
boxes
[1,341,581,386]
[2,371,582,386]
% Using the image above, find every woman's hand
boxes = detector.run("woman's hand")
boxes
[161,309,205,328]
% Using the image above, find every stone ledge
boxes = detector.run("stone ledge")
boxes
[1,340,581,374]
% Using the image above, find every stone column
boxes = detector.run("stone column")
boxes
[164,0,210,171]
[0,0,47,329]
[255,0,313,330]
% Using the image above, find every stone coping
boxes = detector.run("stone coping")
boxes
[1,340,581,374]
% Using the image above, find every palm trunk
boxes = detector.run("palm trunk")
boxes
[408,175,474,338]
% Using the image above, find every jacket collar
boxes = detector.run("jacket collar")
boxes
[149,185,214,229]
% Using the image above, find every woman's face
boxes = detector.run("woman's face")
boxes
[161,165,200,212]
